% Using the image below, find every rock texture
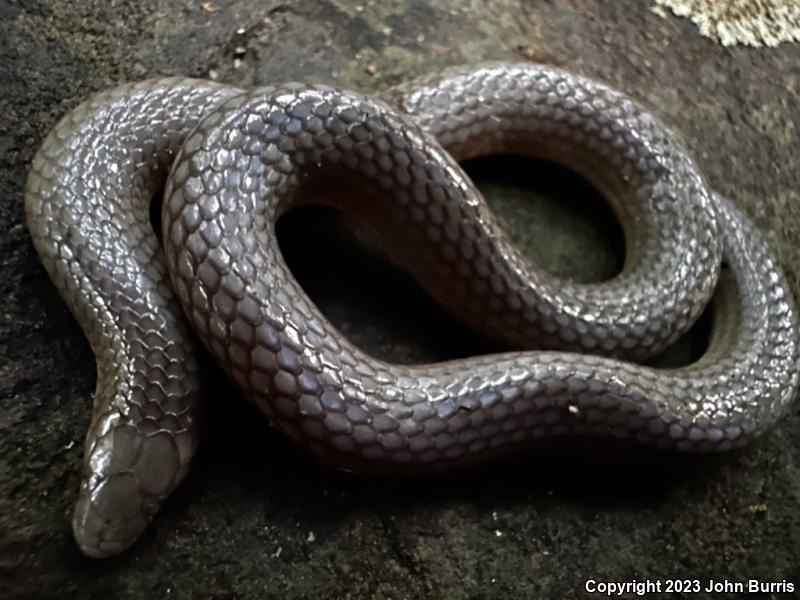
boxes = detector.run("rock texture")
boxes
[1,1,799,598]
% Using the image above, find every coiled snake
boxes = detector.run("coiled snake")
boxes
[24,63,800,558]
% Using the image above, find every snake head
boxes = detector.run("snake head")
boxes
[72,416,192,558]
[72,350,201,558]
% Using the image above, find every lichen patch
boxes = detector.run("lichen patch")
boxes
[654,0,800,47]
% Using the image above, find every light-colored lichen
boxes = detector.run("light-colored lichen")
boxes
[653,0,800,47]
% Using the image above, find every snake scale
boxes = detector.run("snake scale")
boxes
[24,63,800,558]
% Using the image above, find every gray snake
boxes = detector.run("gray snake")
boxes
[24,63,800,559]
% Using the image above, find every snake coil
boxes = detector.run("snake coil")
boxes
[24,63,799,558]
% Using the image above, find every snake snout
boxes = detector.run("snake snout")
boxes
[72,486,148,559]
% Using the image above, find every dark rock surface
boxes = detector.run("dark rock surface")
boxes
[2,1,800,598]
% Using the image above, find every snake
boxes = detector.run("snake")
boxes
[24,63,800,559]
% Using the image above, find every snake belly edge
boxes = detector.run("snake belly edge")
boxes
[24,63,800,558]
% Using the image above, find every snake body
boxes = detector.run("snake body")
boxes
[24,63,799,559]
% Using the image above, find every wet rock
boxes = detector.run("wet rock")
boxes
[2,1,799,598]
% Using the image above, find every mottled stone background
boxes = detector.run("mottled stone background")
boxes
[2,1,800,598]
